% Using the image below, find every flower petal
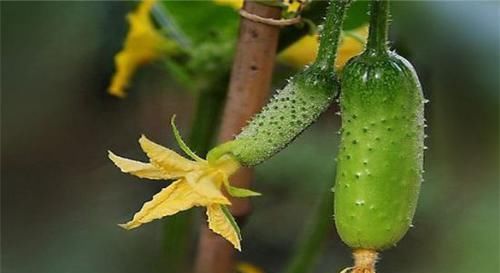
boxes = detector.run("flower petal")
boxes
[139,135,198,173]
[108,151,182,180]
[108,0,170,98]
[120,179,209,229]
[206,204,241,251]
[185,171,230,205]
[108,52,135,98]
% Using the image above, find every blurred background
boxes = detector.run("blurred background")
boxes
[1,1,498,273]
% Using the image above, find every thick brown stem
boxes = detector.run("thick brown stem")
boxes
[193,1,281,273]
[352,249,378,273]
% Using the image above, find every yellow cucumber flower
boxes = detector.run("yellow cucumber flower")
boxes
[109,117,260,250]
[108,0,176,98]
[278,24,369,70]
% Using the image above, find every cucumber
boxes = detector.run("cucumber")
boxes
[334,0,425,271]
[211,66,338,166]
[335,51,424,249]
[208,0,352,166]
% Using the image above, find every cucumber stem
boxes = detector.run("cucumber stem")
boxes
[315,0,352,72]
[366,0,390,54]
[352,249,378,273]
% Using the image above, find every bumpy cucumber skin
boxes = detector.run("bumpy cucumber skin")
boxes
[334,51,425,250]
[228,66,338,166]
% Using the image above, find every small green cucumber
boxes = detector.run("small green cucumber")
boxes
[334,0,425,252]
[208,0,352,166]
[215,66,338,166]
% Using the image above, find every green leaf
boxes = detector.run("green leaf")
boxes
[226,185,262,198]
[158,1,239,92]
[170,115,204,162]
[221,173,261,198]
[159,1,239,45]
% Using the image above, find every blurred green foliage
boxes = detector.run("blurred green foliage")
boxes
[158,1,238,92]
[1,1,498,273]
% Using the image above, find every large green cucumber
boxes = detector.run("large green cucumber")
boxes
[334,50,425,250]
